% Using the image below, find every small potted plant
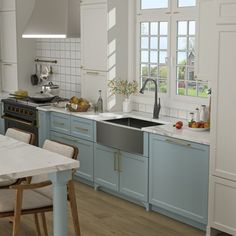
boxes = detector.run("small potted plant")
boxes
[108,79,138,112]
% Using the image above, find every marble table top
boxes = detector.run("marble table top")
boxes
[0,135,80,180]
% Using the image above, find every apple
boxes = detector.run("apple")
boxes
[174,121,183,129]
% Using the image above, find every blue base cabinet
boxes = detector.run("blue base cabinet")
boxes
[149,134,209,229]
[94,144,148,204]
[0,103,4,135]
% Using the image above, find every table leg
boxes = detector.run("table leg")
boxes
[48,170,72,236]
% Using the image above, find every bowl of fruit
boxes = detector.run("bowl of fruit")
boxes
[66,96,90,112]
[188,120,210,131]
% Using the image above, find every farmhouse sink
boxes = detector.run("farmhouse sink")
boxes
[96,117,164,155]
[104,117,163,129]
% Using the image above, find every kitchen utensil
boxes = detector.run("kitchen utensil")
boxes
[31,64,39,86]
[9,92,56,103]
[42,82,60,96]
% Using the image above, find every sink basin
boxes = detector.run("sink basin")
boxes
[96,117,164,155]
[105,117,163,129]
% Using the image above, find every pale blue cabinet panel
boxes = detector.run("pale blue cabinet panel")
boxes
[0,103,4,135]
[38,111,50,147]
[71,116,94,141]
[50,131,94,182]
[94,144,119,191]
[149,134,209,226]
[50,112,70,135]
[119,152,148,202]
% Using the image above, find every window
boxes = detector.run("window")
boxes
[137,0,208,99]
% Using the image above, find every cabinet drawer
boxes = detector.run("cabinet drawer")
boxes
[50,113,70,135]
[71,116,94,141]
[210,176,236,235]
[0,0,16,11]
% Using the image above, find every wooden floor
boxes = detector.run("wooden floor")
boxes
[0,181,206,236]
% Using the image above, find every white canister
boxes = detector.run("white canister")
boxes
[123,98,132,113]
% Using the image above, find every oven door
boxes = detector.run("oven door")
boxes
[2,115,38,146]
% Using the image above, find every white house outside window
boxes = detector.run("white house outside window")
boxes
[137,0,208,100]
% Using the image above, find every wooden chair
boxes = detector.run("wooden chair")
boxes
[0,128,35,188]
[0,139,81,236]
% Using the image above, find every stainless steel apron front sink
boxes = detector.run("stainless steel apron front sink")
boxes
[96,117,164,155]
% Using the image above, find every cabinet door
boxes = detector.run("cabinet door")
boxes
[80,3,107,71]
[0,11,17,63]
[210,176,236,235]
[149,134,209,225]
[38,111,50,147]
[1,63,18,92]
[211,25,236,181]
[119,151,148,202]
[50,112,70,135]
[94,144,119,191]
[81,70,107,105]
[0,0,16,11]
[0,102,4,134]
[50,131,94,182]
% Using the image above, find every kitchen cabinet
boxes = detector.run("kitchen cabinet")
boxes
[50,131,94,182]
[0,102,4,134]
[149,134,209,230]
[38,110,50,147]
[208,1,236,235]
[50,112,71,136]
[0,0,35,93]
[94,144,148,205]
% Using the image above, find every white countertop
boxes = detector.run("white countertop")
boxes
[37,106,210,145]
[0,135,79,180]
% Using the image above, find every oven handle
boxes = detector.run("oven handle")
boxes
[1,115,34,127]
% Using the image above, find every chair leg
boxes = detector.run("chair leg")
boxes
[41,213,48,236]
[34,213,41,236]
[13,189,23,236]
[67,180,81,236]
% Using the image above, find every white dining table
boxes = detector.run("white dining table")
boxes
[0,134,80,236]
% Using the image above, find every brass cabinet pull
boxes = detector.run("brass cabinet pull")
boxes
[2,63,13,66]
[86,71,99,75]
[165,139,192,148]
[75,126,89,133]
[118,151,122,172]
[114,152,118,171]
[53,121,65,126]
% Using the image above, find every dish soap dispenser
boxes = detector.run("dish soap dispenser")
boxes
[97,90,103,113]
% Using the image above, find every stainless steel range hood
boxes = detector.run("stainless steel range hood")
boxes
[22,0,80,38]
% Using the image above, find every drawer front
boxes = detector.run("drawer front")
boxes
[50,112,70,135]
[71,116,94,141]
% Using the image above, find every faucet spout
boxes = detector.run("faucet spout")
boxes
[139,78,161,119]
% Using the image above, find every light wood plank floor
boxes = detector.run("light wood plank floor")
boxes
[0,181,206,236]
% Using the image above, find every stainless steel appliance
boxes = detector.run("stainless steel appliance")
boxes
[1,97,67,146]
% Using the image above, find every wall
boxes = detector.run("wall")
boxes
[35,38,81,98]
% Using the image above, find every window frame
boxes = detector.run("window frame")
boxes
[134,0,208,106]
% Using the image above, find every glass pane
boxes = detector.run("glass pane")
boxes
[177,81,185,95]
[141,64,149,76]
[187,82,197,96]
[187,68,195,80]
[159,66,168,79]
[151,22,158,35]
[160,37,168,50]
[141,37,149,49]
[159,51,167,64]
[178,21,187,35]
[150,65,158,77]
[141,51,149,63]
[178,0,196,7]
[198,83,208,98]
[150,51,158,63]
[159,80,167,93]
[141,0,168,9]
[160,22,168,35]
[177,52,187,65]
[177,66,186,80]
[187,52,195,66]
[189,37,195,51]
[189,21,196,35]
[150,37,158,49]
[177,37,187,50]
[141,22,149,35]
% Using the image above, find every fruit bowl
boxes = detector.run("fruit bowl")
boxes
[188,127,210,132]
[66,103,90,112]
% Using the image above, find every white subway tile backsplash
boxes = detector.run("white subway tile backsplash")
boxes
[36,38,81,99]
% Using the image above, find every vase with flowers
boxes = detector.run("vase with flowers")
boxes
[108,79,138,112]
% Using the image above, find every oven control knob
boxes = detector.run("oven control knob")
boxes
[24,111,28,115]
[29,111,33,116]
[20,109,23,113]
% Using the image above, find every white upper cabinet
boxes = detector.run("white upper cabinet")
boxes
[1,63,18,92]
[216,0,236,25]
[0,11,17,63]
[0,0,16,11]
[80,3,107,71]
